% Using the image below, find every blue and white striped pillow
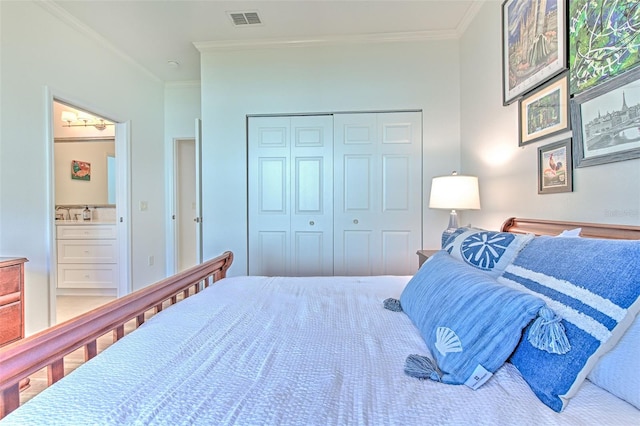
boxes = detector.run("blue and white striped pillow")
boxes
[500,236,640,412]
[400,251,545,388]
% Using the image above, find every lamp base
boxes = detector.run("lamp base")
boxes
[440,210,461,248]
[447,209,459,230]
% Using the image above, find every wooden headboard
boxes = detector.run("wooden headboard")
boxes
[501,217,640,240]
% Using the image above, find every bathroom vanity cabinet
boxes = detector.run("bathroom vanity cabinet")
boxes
[56,223,118,294]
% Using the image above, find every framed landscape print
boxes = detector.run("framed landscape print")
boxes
[538,138,572,194]
[571,66,640,168]
[519,72,570,146]
[502,0,567,105]
[569,0,640,94]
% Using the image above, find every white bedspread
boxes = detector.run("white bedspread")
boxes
[4,276,639,425]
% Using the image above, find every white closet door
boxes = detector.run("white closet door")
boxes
[248,117,291,275]
[334,112,422,276]
[290,116,334,276]
[248,115,333,276]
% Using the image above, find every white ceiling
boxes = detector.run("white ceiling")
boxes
[47,0,484,83]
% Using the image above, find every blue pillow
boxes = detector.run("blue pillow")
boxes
[500,236,640,412]
[399,251,546,389]
[443,227,533,277]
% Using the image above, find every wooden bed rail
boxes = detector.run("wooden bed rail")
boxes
[0,251,233,419]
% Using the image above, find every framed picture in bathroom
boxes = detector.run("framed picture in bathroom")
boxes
[71,160,91,181]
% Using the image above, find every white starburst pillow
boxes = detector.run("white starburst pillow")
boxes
[399,251,550,389]
[443,228,533,277]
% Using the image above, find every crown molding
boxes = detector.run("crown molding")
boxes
[194,29,460,53]
[38,0,161,83]
[456,1,485,38]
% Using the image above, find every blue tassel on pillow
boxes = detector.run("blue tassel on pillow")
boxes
[383,298,403,312]
[528,306,571,355]
[404,354,442,381]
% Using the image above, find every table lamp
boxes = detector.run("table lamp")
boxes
[429,171,480,235]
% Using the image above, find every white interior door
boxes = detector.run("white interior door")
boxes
[248,115,333,276]
[173,131,202,272]
[175,139,197,271]
[333,112,422,275]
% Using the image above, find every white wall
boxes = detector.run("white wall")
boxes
[199,40,462,274]
[0,1,166,334]
[460,1,640,230]
[163,82,201,275]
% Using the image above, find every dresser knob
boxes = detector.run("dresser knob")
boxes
[309,221,315,226]
[353,219,359,224]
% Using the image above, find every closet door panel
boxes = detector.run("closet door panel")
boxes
[333,114,379,275]
[334,112,422,276]
[255,231,288,276]
[382,155,410,211]
[248,117,291,275]
[250,115,333,276]
[381,230,412,275]
[341,230,373,276]
[292,231,325,276]
[290,116,333,276]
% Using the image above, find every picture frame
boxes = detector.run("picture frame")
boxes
[538,138,572,194]
[519,72,570,146]
[570,66,640,168]
[502,0,568,105]
[71,160,91,181]
[569,0,640,95]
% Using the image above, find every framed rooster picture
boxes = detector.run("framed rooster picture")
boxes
[71,160,91,181]
[537,138,572,194]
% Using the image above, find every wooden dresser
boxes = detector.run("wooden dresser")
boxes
[0,257,27,347]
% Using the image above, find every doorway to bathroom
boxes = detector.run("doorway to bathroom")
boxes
[48,94,131,326]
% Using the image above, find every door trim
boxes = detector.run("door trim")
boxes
[45,87,132,325]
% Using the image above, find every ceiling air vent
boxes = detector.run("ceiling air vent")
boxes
[228,11,262,26]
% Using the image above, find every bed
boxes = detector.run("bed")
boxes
[1,218,639,425]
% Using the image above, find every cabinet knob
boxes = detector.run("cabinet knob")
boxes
[353,219,359,224]
[309,221,315,226]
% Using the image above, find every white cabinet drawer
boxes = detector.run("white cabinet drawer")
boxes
[56,225,116,240]
[57,264,118,289]
[57,240,117,264]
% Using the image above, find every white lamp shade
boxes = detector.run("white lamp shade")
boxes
[429,175,480,210]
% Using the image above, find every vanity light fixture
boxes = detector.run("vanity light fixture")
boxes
[61,111,113,131]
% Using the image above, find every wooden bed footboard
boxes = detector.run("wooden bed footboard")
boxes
[0,251,233,419]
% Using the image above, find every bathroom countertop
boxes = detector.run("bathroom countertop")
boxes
[55,220,117,225]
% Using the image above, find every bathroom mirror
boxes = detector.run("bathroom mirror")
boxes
[54,138,116,206]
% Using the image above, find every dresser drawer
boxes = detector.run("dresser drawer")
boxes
[0,302,22,345]
[0,264,21,295]
[57,240,118,264]
[56,225,116,240]
[57,264,119,289]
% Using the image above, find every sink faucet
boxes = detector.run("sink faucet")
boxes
[56,206,71,220]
